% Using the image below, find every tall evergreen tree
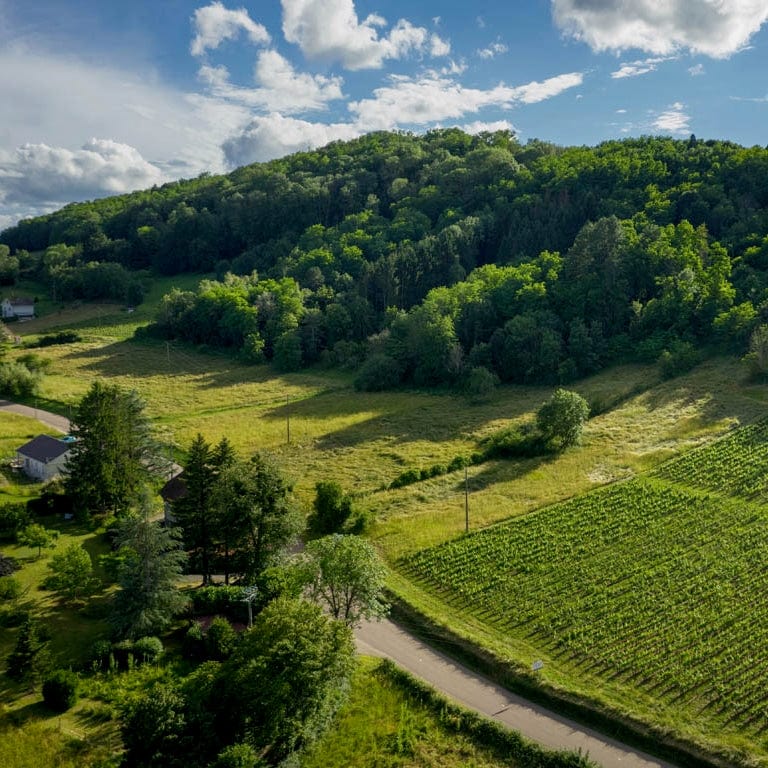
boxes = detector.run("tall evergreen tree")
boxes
[6,613,50,684]
[212,453,302,584]
[111,500,188,640]
[174,435,236,584]
[64,382,159,519]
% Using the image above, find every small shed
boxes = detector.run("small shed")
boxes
[16,435,72,481]
[1,297,35,320]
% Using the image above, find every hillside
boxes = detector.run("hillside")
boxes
[2,131,768,390]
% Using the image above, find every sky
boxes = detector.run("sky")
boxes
[1,0,767,230]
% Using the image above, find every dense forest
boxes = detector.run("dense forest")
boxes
[3,129,768,387]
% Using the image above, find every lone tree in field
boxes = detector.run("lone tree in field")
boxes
[45,543,98,603]
[18,523,58,558]
[65,382,160,519]
[536,388,590,449]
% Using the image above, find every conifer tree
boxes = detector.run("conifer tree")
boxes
[111,499,187,640]
[6,613,50,684]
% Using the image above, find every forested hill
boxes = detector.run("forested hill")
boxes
[3,129,768,388]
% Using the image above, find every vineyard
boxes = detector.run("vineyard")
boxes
[403,469,768,734]
[653,417,768,499]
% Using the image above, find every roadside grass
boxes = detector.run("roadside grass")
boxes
[302,656,521,768]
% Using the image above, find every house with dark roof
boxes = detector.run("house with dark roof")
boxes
[16,435,72,481]
[1,297,35,320]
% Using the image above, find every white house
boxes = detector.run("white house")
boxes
[16,435,72,481]
[1,297,35,320]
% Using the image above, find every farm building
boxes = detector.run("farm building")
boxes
[1,297,35,320]
[160,471,186,524]
[16,434,72,481]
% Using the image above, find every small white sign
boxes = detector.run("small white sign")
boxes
[532,660,544,672]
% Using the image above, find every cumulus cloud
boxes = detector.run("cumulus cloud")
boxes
[552,0,768,58]
[222,114,361,166]
[191,1,270,56]
[281,0,446,69]
[652,102,691,133]
[348,72,583,129]
[0,139,165,208]
[0,45,253,223]
[199,50,344,112]
[478,41,508,59]
[611,56,670,79]
[461,120,517,135]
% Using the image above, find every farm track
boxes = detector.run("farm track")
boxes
[7,400,682,767]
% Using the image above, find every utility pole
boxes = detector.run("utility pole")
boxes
[464,466,469,533]
[286,394,290,444]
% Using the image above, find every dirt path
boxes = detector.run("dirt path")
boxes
[0,400,70,433]
[356,618,678,768]
[7,400,678,767]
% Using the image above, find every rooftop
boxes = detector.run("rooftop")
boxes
[17,434,72,463]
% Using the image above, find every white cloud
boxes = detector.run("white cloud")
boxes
[616,108,627,113]
[461,120,517,135]
[222,114,361,167]
[688,63,705,76]
[280,0,444,69]
[430,34,451,57]
[0,139,165,208]
[191,1,270,56]
[652,102,691,133]
[198,50,344,113]
[478,41,508,60]
[348,72,583,129]
[611,56,670,79]
[552,0,768,58]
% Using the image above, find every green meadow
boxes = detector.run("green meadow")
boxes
[3,289,768,764]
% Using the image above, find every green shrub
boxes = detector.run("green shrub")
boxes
[354,353,402,391]
[205,617,238,661]
[212,743,262,768]
[133,636,164,665]
[447,455,468,472]
[0,575,22,600]
[309,481,353,535]
[190,585,247,622]
[184,622,205,661]
[0,361,41,398]
[0,504,31,541]
[42,669,78,712]
[658,340,701,379]
[483,424,547,459]
[89,639,114,672]
[462,366,498,402]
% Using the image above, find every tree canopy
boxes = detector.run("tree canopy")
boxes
[4,131,768,388]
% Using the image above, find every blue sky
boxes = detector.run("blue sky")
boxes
[1,0,767,229]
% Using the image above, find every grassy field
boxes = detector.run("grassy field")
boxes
[4,290,768,763]
[302,657,520,768]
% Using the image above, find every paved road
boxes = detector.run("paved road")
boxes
[8,399,678,768]
[356,618,678,768]
[0,399,70,433]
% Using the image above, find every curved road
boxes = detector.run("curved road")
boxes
[6,400,678,767]
[0,399,70,432]
[357,618,677,768]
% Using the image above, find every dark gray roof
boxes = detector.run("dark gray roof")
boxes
[17,434,71,463]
